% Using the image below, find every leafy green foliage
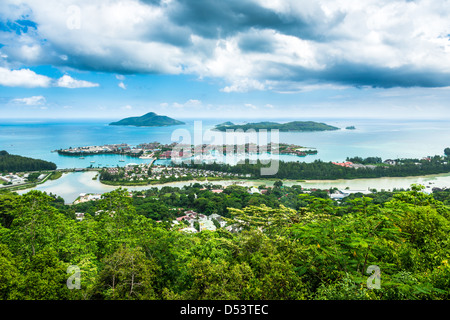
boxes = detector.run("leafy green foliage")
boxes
[1,184,450,300]
[181,156,450,180]
[444,147,450,157]
[0,150,56,172]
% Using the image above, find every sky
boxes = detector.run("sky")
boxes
[0,0,450,120]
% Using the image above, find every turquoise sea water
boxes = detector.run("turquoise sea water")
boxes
[3,117,450,203]
[1,117,450,169]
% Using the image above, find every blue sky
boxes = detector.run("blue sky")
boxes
[1,0,450,120]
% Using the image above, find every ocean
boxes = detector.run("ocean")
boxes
[1,117,450,169]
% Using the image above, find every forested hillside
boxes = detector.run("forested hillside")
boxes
[1,184,450,300]
[214,121,339,132]
[0,151,57,172]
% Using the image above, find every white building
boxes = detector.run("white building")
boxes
[248,187,261,194]
[0,174,25,184]
[199,219,216,231]
[209,214,227,228]
[329,190,349,200]
[180,227,198,233]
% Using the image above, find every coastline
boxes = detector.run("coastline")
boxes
[11,169,450,192]
[95,171,450,188]
[15,169,450,204]
[301,172,450,184]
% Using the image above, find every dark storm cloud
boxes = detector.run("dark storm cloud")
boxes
[238,32,277,53]
[144,24,193,47]
[139,0,162,5]
[267,61,450,88]
[162,0,330,41]
[321,64,450,88]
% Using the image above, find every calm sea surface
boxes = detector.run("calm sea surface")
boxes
[2,117,450,202]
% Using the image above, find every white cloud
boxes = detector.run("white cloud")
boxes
[118,82,127,90]
[172,99,202,108]
[185,99,202,106]
[0,67,52,87]
[1,0,450,90]
[56,75,99,88]
[11,95,46,105]
[0,68,100,89]
[18,44,42,62]
[221,79,267,93]
[244,103,257,110]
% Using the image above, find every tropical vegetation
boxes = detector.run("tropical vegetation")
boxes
[1,183,450,300]
[0,151,57,173]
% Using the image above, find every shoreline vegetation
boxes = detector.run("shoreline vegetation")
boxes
[97,154,450,186]
[177,155,450,180]
[0,150,56,172]
[97,172,450,188]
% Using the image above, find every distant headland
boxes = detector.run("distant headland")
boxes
[213,121,339,132]
[109,112,185,127]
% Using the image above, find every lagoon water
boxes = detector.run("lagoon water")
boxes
[16,170,450,204]
[3,117,450,202]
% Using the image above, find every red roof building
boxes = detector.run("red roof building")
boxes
[332,161,354,168]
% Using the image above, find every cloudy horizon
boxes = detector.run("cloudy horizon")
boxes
[1,0,450,120]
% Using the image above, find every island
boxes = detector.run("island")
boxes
[109,112,185,127]
[346,126,356,130]
[55,142,317,159]
[213,121,339,132]
[217,121,235,126]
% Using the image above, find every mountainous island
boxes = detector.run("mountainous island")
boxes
[109,112,185,127]
[217,121,235,126]
[214,121,339,132]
